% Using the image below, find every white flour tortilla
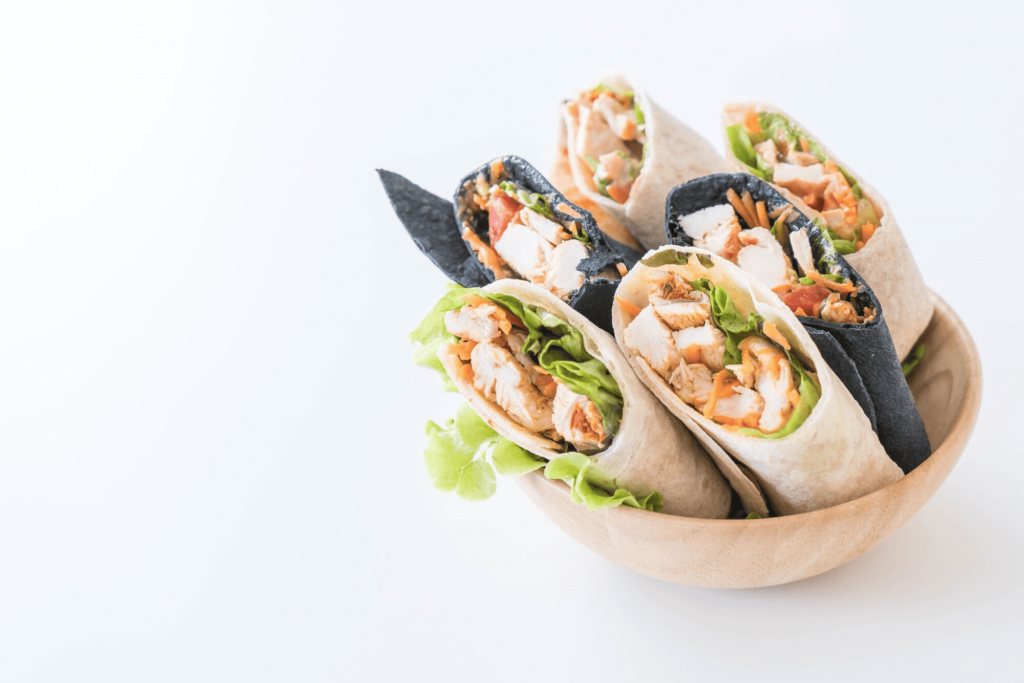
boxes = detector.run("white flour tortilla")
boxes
[438,279,732,519]
[612,246,904,515]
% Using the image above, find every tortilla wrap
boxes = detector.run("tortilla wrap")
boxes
[665,173,931,473]
[612,245,904,515]
[556,74,728,251]
[438,279,733,519]
[378,156,641,333]
[722,103,932,360]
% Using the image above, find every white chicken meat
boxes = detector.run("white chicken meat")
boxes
[623,305,680,380]
[551,382,609,453]
[470,342,554,433]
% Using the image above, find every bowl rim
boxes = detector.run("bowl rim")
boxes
[523,290,982,527]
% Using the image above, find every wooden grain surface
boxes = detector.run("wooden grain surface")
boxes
[517,292,981,588]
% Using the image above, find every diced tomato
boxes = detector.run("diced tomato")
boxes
[487,193,521,244]
[782,285,829,316]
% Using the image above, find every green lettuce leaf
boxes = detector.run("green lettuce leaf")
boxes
[640,249,713,269]
[833,239,857,255]
[544,453,662,512]
[902,344,926,376]
[499,181,554,219]
[726,124,773,181]
[424,412,497,501]
[745,511,763,519]
[812,218,843,275]
[707,285,764,367]
[410,283,482,391]
[423,403,546,502]
[492,439,546,476]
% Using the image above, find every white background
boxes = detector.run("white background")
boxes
[1,0,1021,680]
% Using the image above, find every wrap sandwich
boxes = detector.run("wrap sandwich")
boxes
[665,173,930,473]
[411,280,733,519]
[380,156,641,333]
[554,75,728,251]
[612,245,904,515]
[722,103,932,359]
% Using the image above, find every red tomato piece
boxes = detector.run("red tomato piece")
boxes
[782,285,830,316]
[487,193,521,244]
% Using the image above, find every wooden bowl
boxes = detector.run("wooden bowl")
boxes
[516,292,981,588]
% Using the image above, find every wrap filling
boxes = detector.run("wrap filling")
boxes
[440,290,623,454]
[457,161,596,301]
[676,196,876,324]
[620,251,820,437]
[727,111,881,253]
[563,84,647,204]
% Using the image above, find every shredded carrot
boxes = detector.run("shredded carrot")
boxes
[727,188,757,228]
[715,414,760,429]
[616,297,643,318]
[456,362,475,383]
[772,283,795,297]
[490,305,525,331]
[761,321,791,350]
[861,222,876,244]
[795,307,808,317]
[703,371,729,420]
[682,345,701,365]
[460,294,490,307]
[489,160,505,185]
[616,262,628,277]
[607,183,630,204]
[535,374,557,398]
[461,229,506,280]
[744,111,761,134]
[807,271,859,294]
[802,193,823,211]
[756,201,770,229]
[855,241,865,251]
[741,191,758,228]
[799,137,809,153]
[452,340,478,361]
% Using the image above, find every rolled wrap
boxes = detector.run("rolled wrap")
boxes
[378,156,642,333]
[665,173,930,473]
[439,279,733,519]
[722,103,932,360]
[556,74,728,251]
[612,245,904,515]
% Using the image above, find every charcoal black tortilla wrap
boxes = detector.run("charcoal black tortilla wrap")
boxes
[555,74,728,251]
[438,279,733,519]
[378,156,642,333]
[722,103,932,360]
[612,245,904,515]
[665,173,930,473]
